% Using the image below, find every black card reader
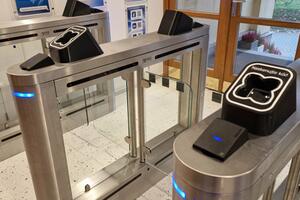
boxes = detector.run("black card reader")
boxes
[193,118,249,161]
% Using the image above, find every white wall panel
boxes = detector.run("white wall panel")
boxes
[147,0,163,33]
[0,0,14,21]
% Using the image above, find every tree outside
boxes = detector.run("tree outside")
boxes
[273,0,300,21]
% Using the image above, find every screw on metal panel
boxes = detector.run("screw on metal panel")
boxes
[143,146,151,155]
[84,184,91,192]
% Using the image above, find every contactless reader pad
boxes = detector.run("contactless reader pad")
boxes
[20,53,54,71]
[193,118,248,161]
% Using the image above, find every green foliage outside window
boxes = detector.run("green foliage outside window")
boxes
[274,0,300,21]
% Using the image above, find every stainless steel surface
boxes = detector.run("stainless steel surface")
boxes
[0,13,108,46]
[7,26,209,200]
[0,125,23,161]
[190,45,208,123]
[262,181,275,200]
[173,60,300,200]
[11,82,72,200]
[74,124,178,200]
[283,152,300,200]
[0,12,112,161]
[41,38,49,54]
[125,72,138,158]
[137,68,146,163]
[7,27,209,86]
[179,52,193,128]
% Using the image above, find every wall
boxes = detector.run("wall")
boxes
[0,0,14,21]
[106,0,164,89]
[240,0,257,33]
[257,0,275,34]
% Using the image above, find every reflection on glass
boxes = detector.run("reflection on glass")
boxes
[234,23,300,75]
[177,0,220,13]
[0,40,42,133]
[59,78,130,193]
[242,0,300,22]
[193,18,218,69]
[144,64,192,142]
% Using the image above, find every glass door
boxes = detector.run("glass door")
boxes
[222,0,300,91]
[165,0,300,91]
[165,0,233,91]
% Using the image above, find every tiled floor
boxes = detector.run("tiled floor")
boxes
[0,83,290,200]
[138,87,221,200]
[1,81,219,200]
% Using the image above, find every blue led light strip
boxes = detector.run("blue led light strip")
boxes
[172,176,186,199]
[13,91,35,99]
[213,135,223,142]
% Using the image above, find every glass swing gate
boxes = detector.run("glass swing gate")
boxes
[7,26,209,200]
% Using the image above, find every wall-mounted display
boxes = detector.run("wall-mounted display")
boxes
[81,0,104,7]
[13,0,52,16]
[126,4,147,38]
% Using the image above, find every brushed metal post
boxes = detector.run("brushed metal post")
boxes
[283,151,300,200]
[137,68,146,163]
[41,38,49,55]
[10,81,72,200]
[190,36,209,123]
[262,181,275,200]
[178,36,208,128]
[97,22,116,113]
[125,72,137,158]
[178,52,192,128]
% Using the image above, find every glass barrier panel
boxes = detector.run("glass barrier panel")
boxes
[58,77,130,193]
[241,0,300,22]
[165,18,218,70]
[234,24,300,75]
[193,18,218,69]
[176,0,220,13]
[144,61,192,142]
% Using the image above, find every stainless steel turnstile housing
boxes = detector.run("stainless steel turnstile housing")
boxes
[0,12,112,161]
[7,26,209,200]
[173,60,300,200]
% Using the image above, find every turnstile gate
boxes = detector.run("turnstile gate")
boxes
[173,60,300,200]
[0,12,112,161]
[7,26,209,199]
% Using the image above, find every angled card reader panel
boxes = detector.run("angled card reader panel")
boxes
[158,10,203,36]
[222,62,297,136]
[193,118,248,161]
[20,53,54,71]
[49,25,103,63]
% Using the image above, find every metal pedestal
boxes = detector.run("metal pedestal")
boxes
[7,27,209,200]
[173,60,300,200]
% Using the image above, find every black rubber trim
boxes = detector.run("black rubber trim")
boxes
[67,62,138,88]
[66,99,104,116]
[103,173,142,200]
[0,34,38,43]
[155,42,200,59]
[154,152,173,166]
[1,132,22,143]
